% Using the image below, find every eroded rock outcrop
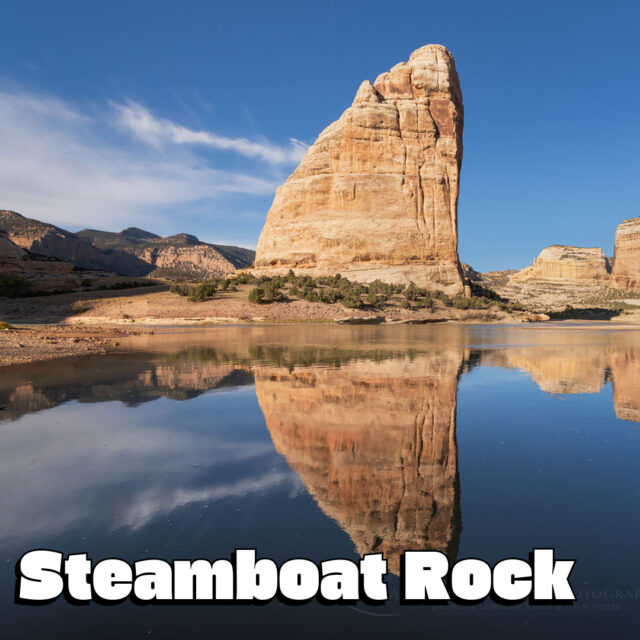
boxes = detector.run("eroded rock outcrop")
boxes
[255,353,463,573]
[255,45,465,294]
[612,217,640,290]
[512,246,611,283]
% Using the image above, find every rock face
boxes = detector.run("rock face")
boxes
[77,229,255,279]
[255,353,462,574]
[255,45,465,294]
[612,217,640,290]
[0,229,87,291]
[511,246,611,282]
[0,210,150,275]
[0,210,255,280]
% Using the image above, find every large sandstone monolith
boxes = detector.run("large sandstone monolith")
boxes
[255,45,465,294]
[612,217,640,290]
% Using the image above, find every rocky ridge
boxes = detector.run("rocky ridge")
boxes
[0,210,255,281]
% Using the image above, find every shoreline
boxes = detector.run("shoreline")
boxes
[2,317,640,369]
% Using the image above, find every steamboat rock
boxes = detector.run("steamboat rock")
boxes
[255,45,465,294]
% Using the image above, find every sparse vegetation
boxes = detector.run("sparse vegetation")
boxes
[0,273,33,298]
[94,280,156,292]
[167,269,532,317]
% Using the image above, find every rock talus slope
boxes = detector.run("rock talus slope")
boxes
[612,217,640,290]
[255,45,465,294]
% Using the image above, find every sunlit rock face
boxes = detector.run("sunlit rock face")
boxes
[254,352,463,574]
[511,246,611,283]
[612,217,640,290]
[255,45,465,294]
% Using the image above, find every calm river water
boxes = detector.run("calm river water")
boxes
[1,324,638,638]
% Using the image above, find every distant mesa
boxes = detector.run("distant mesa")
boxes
[511,245,611,283]
[255,44,466,294]
[612,217,640,290]
[0,210,255,282]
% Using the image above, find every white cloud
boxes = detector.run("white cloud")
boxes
[115,100,308,165]
[0,88,299,230]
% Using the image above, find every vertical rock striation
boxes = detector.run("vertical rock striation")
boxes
[612,217,640,290]
[255,45,465,294]
[255,352,463,574]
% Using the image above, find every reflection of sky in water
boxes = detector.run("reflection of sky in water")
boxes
[0,390,302,543]
[0,328,639,639]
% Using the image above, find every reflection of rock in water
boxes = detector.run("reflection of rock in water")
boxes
[481,347,609,395]
[479,340,640,422]
[609,348,640,423]
[0,353,254,421]
[255,352,464,574]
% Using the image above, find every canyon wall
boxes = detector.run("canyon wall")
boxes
[255,45,465,294]
[612,217,640,290]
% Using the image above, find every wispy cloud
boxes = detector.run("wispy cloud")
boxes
[115,100,308,165]
[0,87,301,231]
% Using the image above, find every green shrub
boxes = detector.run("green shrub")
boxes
[404,283,420,301]
[341,292,363,309]
[261,280,284,302]
[188,280,217,302]
[366,291,383,306]
[170,283,191,296]
[248,287,265,304]
[319,288,341,304]
[0,273,33,298]
[301,287,319,303]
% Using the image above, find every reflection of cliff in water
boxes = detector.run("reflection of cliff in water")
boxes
[2,326,640,575]
[0,352,254,422]
[255,352,464,574]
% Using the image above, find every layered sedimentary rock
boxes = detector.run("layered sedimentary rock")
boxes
[78,228,255,278]
[0,229,87,291]
[1,211,255,280]
[0,210,150,275]
[255,353,463,573]
[512,246,611,283]
[255,45,465,294]
[612,217,640,290]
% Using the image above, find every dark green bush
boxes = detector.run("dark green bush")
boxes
[170,283,191,296]
[0,274,33,298]
[188,280,217,302]
[248,287,264,304]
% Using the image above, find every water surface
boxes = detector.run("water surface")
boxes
[1,324,638,638]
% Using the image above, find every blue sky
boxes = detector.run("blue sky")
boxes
[1,0,638,271]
